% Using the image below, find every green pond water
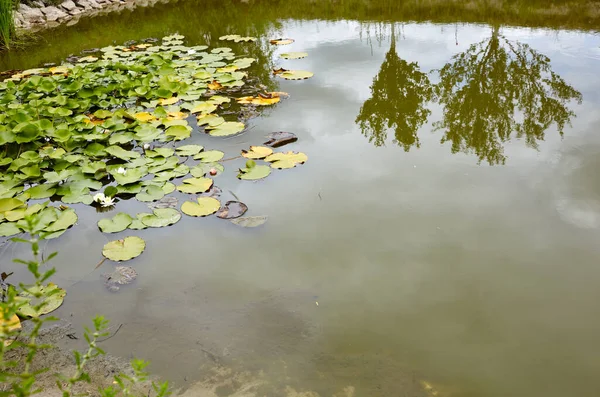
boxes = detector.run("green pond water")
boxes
[2,0,600,396]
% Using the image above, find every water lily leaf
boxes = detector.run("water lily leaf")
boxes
[103,266,137,292]
[176,177,213,194]
[265,151,308,168]
[128,213,150,230]
[134,112,157,122]
[146,147,175,158]
[136,185,165,202]
[158,97,179,106]
[0,198,25,214]
[207,121,245,137]
[280,52,308,59]
[190,103,217,114]
[98,213,133,233]
[0,306,21,346]
[216,201,248,219]
[270,38,295,45]
[17,283,66,318]
[197,114,225,127]
[207,95,231,105]
[140,208,181,228]
[238,164,271,180]
[104,146,141,160]
[219,35,257,42]
[275,70,314,80]
[165,125,191,140]
[241,146,273,159]
[207,81,223,90]
[194,150,224,162]
[0,222,21,237]
[190,162,224,177]
[181,197,220,217]
[94,109,112,119]
[264,131,298,148]
[237,96,280,106]
[176,144,203,157]
[102,236,146,261]
[44,208,77,232]
[112,167,147,185]
[116,183,143,194]
[230,216,268,228]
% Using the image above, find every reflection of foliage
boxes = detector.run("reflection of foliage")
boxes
[356,27,432,150]
[434,27,582,165]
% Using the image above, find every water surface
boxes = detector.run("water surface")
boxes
[2,1,600,396]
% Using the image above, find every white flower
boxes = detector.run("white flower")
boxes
[143,143,150,150]
[187,50,197,55]
[93,193,115,207]
[117,167,127,175]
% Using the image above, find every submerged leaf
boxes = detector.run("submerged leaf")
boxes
[103,266,137,292]
[230,216,268,228]
[216,201,248,219]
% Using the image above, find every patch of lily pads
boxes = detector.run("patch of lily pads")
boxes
[0,34,310,292]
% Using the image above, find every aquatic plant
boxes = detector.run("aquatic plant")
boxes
[0,0,15,50]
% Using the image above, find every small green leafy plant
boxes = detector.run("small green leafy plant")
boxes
[0,214,170,397]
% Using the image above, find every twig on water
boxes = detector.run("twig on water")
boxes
[97,323,123,343]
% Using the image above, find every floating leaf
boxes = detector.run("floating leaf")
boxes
[241,146,273,159]
[103,266,138,292]
[280,52,308,59]
[165,125,191,140]
[216,201,248,219]
[190,162,224,177]
[176,144,203,157]
[237,96,280,106]
[230,216,268,228]
[158,97,179,106]
[238,164,271,180]
[270,38,295,45]
[128,213,150,230]
[275,70,314,80]
[177,177,213,194]
[102,236,146,262]
[136,185,165,202]
[181,197,220,217]
[0,222,21,237]
[134,112,157,122]
[264,131,298,148]
[17,283,66,318]
[265,151,308,168]
[98,213,133,233]
[141,208,181,228]
[207,81,223,90]
[207,121,245,137]
[197,114,225,127]
[44,208,77,233]
[190,102,217,114]
[194,150,224,162]
[0,198,24,214]
[104,146,141,160]
[219,35,257,42]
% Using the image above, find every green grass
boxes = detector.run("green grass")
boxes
[0,0,15,50]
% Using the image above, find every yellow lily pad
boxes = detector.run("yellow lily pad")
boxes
[241,146,273,159]
[264,151,308,169]
[181,197,221,217]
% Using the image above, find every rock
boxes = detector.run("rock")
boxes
[87,0,103,8]
[75,0,92,9]
[41,6,68,22]
[33,0,45,7]
[68,7,83,15]
[59,0,77,11]
[18,4,45,23]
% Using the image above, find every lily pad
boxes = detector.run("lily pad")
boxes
[276,70,314,80]
[102,236,146,262]
[165,125,191,140]
[206,122,245,137]
[136,185,165,202]
[0,222,21,237]
[140,208,181,228]
[0,307,21,346]
[98,213,133,233]
[280,52,308,59]
[241,146,273,159]
[176,144,203,157]
[181,197,221,217]
[219,35,257,42]
[194,150,224,162]
[270,38,295,45]
[216,201,248,219]
[176,177,213,194]
[103,266,137,292]
[265,151,308,168]
[44,208,77,233]
[230,216,268,228]
[238,164,271,180]
[190,162,224,177]
[17,283,66,318]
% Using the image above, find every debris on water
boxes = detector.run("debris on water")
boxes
[264,131,298,148]
[216,201,248,219]
[148,196,178,210]
[103,266,138,292]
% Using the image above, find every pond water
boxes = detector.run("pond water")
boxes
[2,1,600,396]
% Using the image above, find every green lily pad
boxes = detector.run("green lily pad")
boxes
[176,144,203,157]
[135,185,165,202]
[25,183,57,199]
[102,236,146,262]
[193,150,224,162]
[44,208,77,233]
[0,222,21,237]
[181,197,220,217]
[238,164,271,180]
[280,52,308,59]
[206,121,245,137]
[140,208,181,228]
[190,162,224,177]
[165,125,191,140]
[104,146,141,160]
[17,283,66,318]
[0,198,25,214]
[264,151,308,168]
[128,213,150,230]
[98,213,133,233]
[176,177,213,194]
[277,70,314,80]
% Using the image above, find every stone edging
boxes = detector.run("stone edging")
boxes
[14,0,166,31]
